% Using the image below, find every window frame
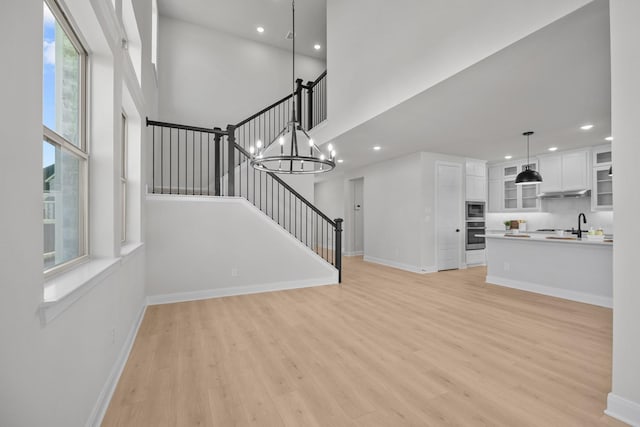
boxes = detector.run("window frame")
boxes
[121,111,128,243]
[43,0,89,277]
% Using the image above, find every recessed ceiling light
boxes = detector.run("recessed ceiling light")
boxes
[504,155,512,160]
[373,146,381,151]
[580,124,594,130]
[548,147,558,151]
[605,136,613,141]
[314,44,321,50]
[256,26,265,33]
[337,159,344,163]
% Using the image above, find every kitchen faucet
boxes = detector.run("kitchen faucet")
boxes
[577,213,587,239]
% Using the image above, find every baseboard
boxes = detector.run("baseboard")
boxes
[364,256,434,274]
[485,275,612,308]
[606,393,640,426]
[344,251,363,257]
[87,301,147,427]
[147,276,339,306]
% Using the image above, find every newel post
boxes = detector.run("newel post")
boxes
[226,124,236,196]
[213,127,221,196]
[295,78,303,125]
[334,218,343,283]
[306,80,314,130]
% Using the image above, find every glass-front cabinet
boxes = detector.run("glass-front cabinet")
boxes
[489,161,540,212]
[592,144,612,211]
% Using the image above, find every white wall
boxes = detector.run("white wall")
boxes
[362,155,423,271]
[607,0,640,424]
[314,175,345,221]
[486,197,614,234]
[314,151,469,272]
[158,16,326,128]
[0,0,154,425]
[145,196,337,300]
[312,0,592,145]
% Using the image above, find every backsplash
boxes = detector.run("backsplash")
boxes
[486,197,614,234]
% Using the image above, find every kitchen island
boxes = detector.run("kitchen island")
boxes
[483,233,612,307]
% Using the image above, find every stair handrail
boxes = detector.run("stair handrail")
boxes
[147,118,227,135]
[234,143,336,227]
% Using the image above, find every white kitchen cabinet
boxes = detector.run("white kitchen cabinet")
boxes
[466,161,486,178]
[465,160,487,201]
[591,145,612,211]
[466,176,486,201]
[487,160,540,212]
[538,150,590,193]
[538,155,562,192]
[488,165,502,180]
[466,250,486,266]
[562,151,589,190]
[488,179,502,212]
[593,144,612,166]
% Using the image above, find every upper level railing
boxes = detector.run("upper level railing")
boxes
[234,71,327,154]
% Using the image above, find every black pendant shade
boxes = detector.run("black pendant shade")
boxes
[515,167,543,184]
[515,131,543,185]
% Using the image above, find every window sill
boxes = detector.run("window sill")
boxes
[39,243,145,326]
[120,241,144,261]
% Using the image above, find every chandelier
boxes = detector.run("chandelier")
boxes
[250,0,336,174]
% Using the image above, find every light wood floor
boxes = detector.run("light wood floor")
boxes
[103,257,626,426]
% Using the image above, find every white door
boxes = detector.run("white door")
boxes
[437,163,463,271]
[352,178,364,253]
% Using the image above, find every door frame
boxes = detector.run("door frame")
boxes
[346,176,365,256]
[434,161,464,271]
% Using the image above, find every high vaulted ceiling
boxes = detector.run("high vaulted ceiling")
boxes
[158,0,326,59]
[322,0,611,173]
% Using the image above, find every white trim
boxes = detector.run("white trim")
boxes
[147,276,338,306]
[486,275,612,308]
[605,393,640,426]
[120,242,144,263]
[86,302,147,427]
[364,255,434,274]
[40,258,120,325]
[420,265,438,274]
[344,251,364,257]
[40,247,146,325]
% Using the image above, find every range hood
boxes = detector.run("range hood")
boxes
[537,189,591,199]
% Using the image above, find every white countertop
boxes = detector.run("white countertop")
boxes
[480,233,613,246]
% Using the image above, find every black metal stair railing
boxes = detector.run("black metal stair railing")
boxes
[146,72,341,280]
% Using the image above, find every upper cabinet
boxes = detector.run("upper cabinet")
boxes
[488,159,540,212]
[538,150,590,193]
[592,144,612,211]
[465,160,487,201]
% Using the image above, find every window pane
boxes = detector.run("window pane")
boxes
[43,140,84,269]
[43,1,81,147]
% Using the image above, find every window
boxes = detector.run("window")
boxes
[121,112,128,243]
[43,0,88,272]
[151,0,158,73]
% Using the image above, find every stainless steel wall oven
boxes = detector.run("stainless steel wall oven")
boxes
[466,221,486,250]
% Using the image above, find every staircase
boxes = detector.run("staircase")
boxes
[146,71,342,281]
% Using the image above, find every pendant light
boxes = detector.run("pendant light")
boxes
[250,0,335,174]
[515,131,543,185]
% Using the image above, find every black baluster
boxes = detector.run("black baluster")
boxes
[335,218,343,282]
[213,129,221,196]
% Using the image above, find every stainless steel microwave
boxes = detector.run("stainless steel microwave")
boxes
[466,201,485,220]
